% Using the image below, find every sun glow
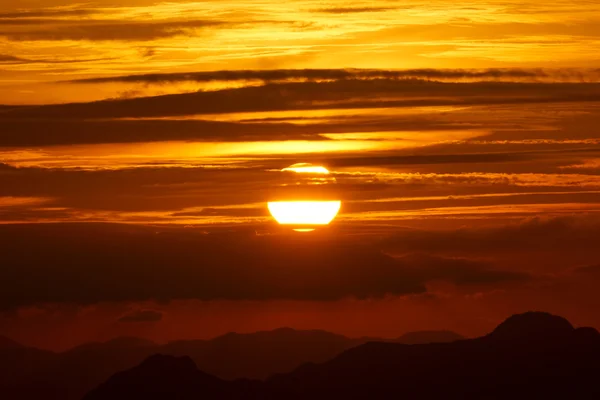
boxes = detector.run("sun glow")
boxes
[268,201,341,225]
[267,164,341,229]
[282,164,330,174]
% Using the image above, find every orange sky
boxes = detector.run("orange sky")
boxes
[1,0,600,349]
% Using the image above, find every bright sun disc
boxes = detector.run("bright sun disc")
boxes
[267,201,341,225]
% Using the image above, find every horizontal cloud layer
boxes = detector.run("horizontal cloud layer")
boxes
[0,223,536,309]
[3,80,600,122]
[68,68,600,84]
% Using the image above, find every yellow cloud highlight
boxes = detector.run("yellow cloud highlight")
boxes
[282,164,330,174]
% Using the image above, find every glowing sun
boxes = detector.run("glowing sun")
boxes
[267,164,341,231]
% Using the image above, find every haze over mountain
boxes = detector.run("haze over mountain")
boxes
[395,330,464,345]
[0,335,22,350]
[0,327,461,400]
[84,312,600,400]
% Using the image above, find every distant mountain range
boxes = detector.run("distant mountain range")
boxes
[0,328,462,400]
[83,312,600,400]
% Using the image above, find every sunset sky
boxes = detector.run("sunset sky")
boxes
[1,0,600,351]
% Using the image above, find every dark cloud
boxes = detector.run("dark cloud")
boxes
[67,68,600,84]
[171,207,268,218]
[395,253,531,285]
[0,9,98,19]
[0,19,225,41]
[0,18,92,26]
[0,53,111,65]
[2,80,600,120]
[0,164,277,212]
[573,264,600,277]
[0,223,427,309]
[117,309,163,323]
[0,119,327,146]
[330,152,531,167]
[0,204,76,223]
[381,216,600,264]
[0,222,534,310]
[327,146,600,172]
[0,110,488,145]
[0,54,29,63]
[315,7,396,14]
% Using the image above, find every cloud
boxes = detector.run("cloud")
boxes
[2,79,600,120]
[68,68,600,84]
[0,223,429,309]
[315,7,396,14]
[0,221,543,310]
[330,152,530,167]
[0,19,225,41]
[381,216,600,258]
[0,164,278,213]
[171,207,268,218]
[573,264,600,277]
[395,253,531,285]
[118,309,163,323]
[0,222,534,310]
[0,119,327,146]
[0,9,98,19]
[0,54,30,63]
[0,53,111,65]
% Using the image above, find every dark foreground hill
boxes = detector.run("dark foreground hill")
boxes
[0,328,461,400]
[84,312,600,400]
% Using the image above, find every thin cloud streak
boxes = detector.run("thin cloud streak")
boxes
[3,80,600,121]
[68,68,600,84]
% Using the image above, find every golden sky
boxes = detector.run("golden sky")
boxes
[1,0,600,103]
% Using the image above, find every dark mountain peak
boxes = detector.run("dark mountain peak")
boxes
[83,354,232,400]
[397,330,464,344]
[138,354,197,373]
[68,336,155,353]
[270,327,297,333]
[0,335,23,350]
[104,336,156,348]
[268,327,349,340]
[215,327,349,343]
[574,326,600,341]
[488,311,574,341]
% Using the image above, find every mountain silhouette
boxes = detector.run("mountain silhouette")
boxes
[83,312,600,400]
[161,327,366,380]
[487,311,574,341]
[83,355,245,400]
[0,339,58,400]
[0,335,22,350]
[395,330,464,344]
[0,327,462,400]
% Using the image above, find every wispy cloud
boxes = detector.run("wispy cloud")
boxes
[314,7,396,14]
[68,68,600,84]
[2,0,600,105]
[3,79,600,121]
[0,19,226,41]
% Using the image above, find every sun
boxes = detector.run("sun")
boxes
[268,201,342,225]
[267,164,341,231]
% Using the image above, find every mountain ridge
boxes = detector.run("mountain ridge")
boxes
[0,326,462,400]
[83,311,600,400]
